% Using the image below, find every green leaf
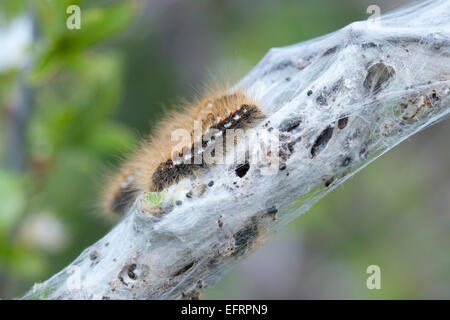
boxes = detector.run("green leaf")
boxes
[0,169,27,237]
[33,1,136,78]
[144,190,168,209]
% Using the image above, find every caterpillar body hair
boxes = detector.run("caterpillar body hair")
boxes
[102,88,265,216]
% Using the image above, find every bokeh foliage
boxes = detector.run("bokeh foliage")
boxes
[0,0,137,297]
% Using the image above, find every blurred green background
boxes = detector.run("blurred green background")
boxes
[0,0,448,299]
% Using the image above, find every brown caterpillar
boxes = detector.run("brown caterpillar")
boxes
[101,88,264,216]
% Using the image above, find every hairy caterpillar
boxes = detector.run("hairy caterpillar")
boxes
[101,88,264,216]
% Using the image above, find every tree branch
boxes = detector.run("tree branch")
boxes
[22,0,450,300]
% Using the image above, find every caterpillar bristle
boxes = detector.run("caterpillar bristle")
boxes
[101,88,264,216]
